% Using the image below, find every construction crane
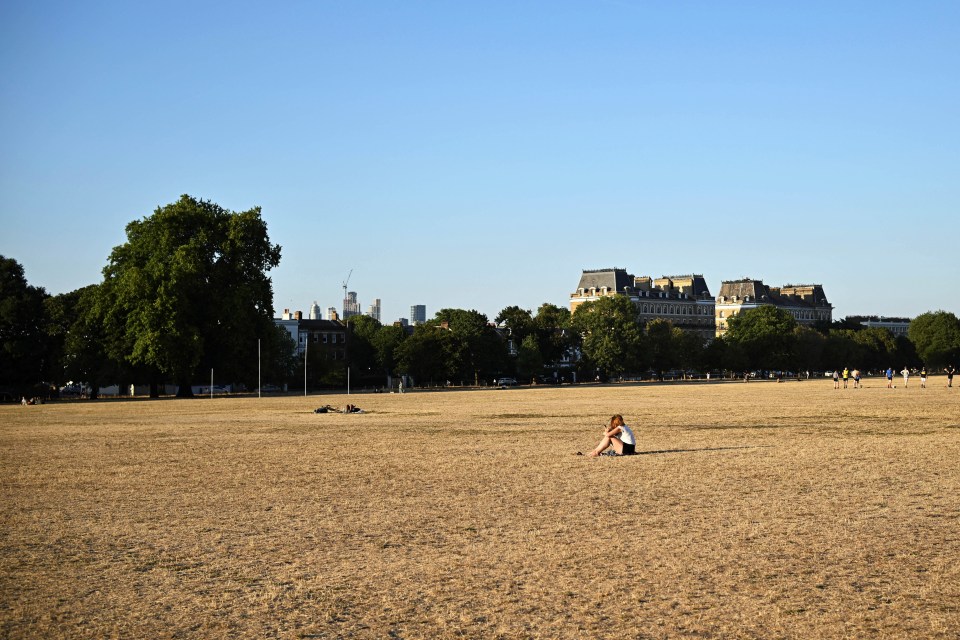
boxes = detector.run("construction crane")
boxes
[341,269,353,317]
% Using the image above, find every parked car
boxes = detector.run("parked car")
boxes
[496,377,518,387]
[197,385,231,395]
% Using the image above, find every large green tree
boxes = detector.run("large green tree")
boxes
[42,288,84,388]
[851,327,898,371]
[643,320,704,379]
[346,315,382,379]
[60,285,124,398]
[724,305,798,370]
[793,325,826,374]
[397,324,458,385]
[533,303,576,369]
[0,256,49,395]
[100,196,281,396]
[495,305,535,351]
[909,311,960,368]
[260,324,298,389]
[432,309,507,385]
[645,318,677,379]
[571,295,644,377]
[516,334,544,382]
[823,329,862,372]
[673,326,705,375]
[373,324,407,380]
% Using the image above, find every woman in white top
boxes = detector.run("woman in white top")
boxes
[587,414,636,457]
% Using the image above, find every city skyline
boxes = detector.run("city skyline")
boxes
[275,266,905,329]
[2,2,958,323]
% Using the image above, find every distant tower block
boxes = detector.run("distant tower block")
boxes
[343,291,360,319]
[410,304,426,325]
[366,298,382,322]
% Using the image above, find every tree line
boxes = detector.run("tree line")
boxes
[3,196,959,398]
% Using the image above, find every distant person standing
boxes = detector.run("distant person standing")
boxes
[832,370,840,389]
[947,365,955,388]
[920,367,927,388]
[886,367,894,388]
[842,367,849,389]
[852,369,861,389]
[901,367,910,388]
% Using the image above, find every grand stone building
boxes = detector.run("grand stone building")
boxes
[570,268,716,339]
[571,270,833,339]
[715,279,832,336]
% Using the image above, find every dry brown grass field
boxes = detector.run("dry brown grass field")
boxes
[2,378,959,639]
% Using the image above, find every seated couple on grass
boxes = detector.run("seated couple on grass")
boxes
[581,414,636,457]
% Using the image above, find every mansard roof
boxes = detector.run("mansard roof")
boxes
[718,279,831,309]
[779,284,830,305]
[662,274,712,297]
[576,268,635,294]
[718,279,769,301]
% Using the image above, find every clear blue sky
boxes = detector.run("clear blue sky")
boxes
[2,1,958,323]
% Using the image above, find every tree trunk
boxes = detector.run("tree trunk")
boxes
[176,380,194,398]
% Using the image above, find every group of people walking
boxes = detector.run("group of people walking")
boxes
[880,365,953,389]
[831,365,955,389]
[832,368,863,389]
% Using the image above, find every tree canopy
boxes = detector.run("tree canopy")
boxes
[909,311,960,367]
[495,305,534,349]
[345,315,409,387]
[99,195,281,395]
[724,305,798,370]
[397,324,458,384]
[432,309,507,385]
[571,295,644,377]
[0,256,48,394]
[533,303,576,369]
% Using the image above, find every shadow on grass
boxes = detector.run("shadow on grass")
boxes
[636,445,770,456]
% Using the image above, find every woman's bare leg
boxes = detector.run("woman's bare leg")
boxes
[588,436,624,457]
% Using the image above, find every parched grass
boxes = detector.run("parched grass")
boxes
[2,379,959,638]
